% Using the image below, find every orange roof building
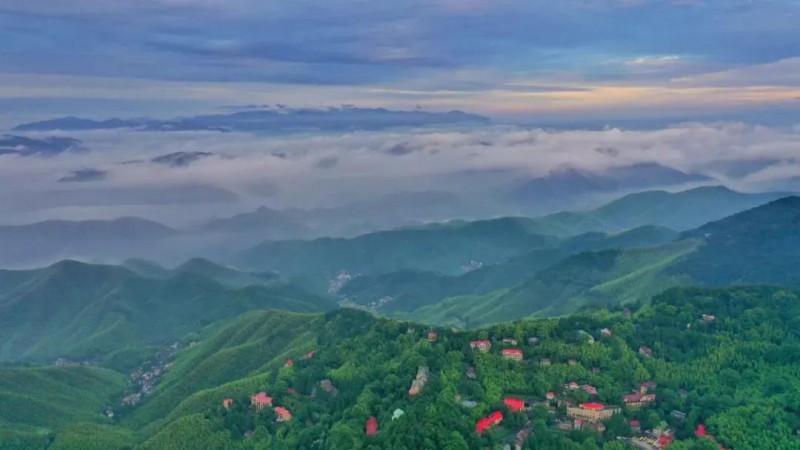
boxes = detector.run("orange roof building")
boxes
[274,406,292,422]
[251,392,273,411]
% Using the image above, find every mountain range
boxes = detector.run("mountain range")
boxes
[12,107,490,133]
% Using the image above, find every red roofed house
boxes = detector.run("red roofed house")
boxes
[251,392,273,411]
[305,350,316,360]
[222,398,234,410]
[583,384,598,395]
[285,358,294,368]
[502,348,523,361]
[546,391,556,400]
[696,424,707,438]
[470,340,491,352]
[504,397,526,413]
[656,431,674,449]
[629,420,641,433]
[366,416,378,436]
[274,406,292,422]
[476,411,503,434]
[427,329,438,342]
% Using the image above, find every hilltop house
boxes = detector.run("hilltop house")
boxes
[427,329,438,342]
[639,346,653,357]
[623,391,656,408]
[366,416,379,436]
[470,340,491,352]
[504,397,526,412]
[251,392,273,411]
[222,398,234,410]
[274,406,292,422]
[502,349,523,361]
[476,411,503,434]
[567,403,621,422]
[546,391,556,400]
[408,366,429,396]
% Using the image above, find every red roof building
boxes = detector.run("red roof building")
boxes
[284,358,294,367]
[476,411,503,434]
[274,406,292,422]
[546,391,556,400]
[305,350,316,359]
[470,340,492,352]
[366,416,379,436]
[583,384,598,395]
[504,397,526,412]
[502,348,523,361]
[696,424,707,437]
[251,392,273,410]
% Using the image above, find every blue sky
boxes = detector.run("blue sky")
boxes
[1,0,799,125]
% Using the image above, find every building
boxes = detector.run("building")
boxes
[546,391,556,400]
[502,349,523,361]
[470,340,491,352]
[408,366,429,396]
[629,420,641,433]
[320,379,339,396]
[567,403,621,422]
[305,350,316,359]
[568,359,578,366]
[639,346,653,357]
[514,426,532,450]
[427,329,438,342]
[622,391,656,408]
[502,338,518,345]
[222,398,234,410]
[284,358,294,367]
[251,392,273,411]
[365,416,378,436]
[566,381,579,390]
[600,328,612,337]
[274,406,292,422]
[392,409,404,421]
[671,410,687,421]
[528,337,539,346]
[583,384,598,395]
[540,358,551,366]
[476,411,503,434]
[504,397,526,412]
[703,314,716,322]
[466,366,477,379]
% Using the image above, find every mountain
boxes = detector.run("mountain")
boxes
[0,260,336,362]
[0,365,128,448]
[13,107,490,133]
[0,217,178,268]
[200,206,311,239]
[673,196,800,286]
[150,151,214,167]
[586,185,790,231]
[9,286,799,449]
[0,134,83,157]
[238,217,558,277]
[407,195,800,326]
[508,164,709,213]
[340,225,678,314]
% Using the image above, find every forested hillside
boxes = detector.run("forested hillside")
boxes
[7,286,797,449]
[0,260,335,362]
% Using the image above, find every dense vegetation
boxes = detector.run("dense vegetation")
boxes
[0,260,335,362]
[6,286,797,449]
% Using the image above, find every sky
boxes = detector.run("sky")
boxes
[1,0,800,125]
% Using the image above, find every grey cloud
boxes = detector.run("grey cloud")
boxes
[58,168,107,183]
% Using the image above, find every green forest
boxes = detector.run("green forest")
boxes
[4,286,800,449]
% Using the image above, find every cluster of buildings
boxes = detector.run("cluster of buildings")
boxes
[408,366,429,396]
[327,271,354,294]
[623,382,657,408]
[120,342,181,407]
[221,392,293,422]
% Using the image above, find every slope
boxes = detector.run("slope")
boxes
[341,225,678,314]
[239,217,558,276]
[0,260,336,362]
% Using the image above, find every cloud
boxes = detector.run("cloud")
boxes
[2,122,800,226]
